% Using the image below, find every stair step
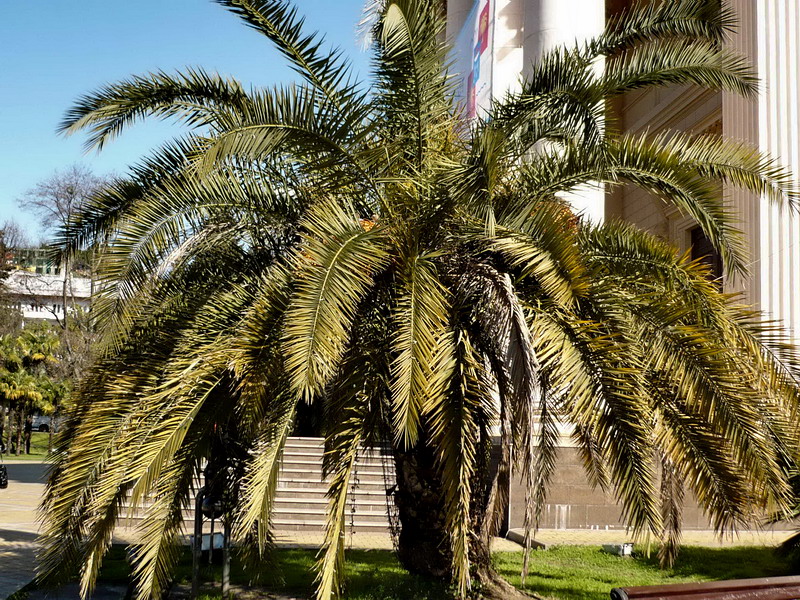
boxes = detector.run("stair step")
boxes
[119,437,395,532]
[280,460,392,471]
[272,519,391,530]
[281,456,393,468]
[274,494,387,503]
[278,468,389,479]
[276,479,389,490]
[276,487,390,499]
[274,500,389,512]
[283,438,390,452]
[272,507,388,521]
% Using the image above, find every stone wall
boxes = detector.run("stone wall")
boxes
[507,446,714,531]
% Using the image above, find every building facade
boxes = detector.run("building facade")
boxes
[6,248,63,276]
[448,0,800,332]
[447,0,800,532]
[3,270,91,323]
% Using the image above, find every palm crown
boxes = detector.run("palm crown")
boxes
[41,1,800,599]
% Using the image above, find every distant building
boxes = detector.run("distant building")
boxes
[3,270,91,322]
[5,248,62,276]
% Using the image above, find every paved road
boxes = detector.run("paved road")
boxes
[0,461,48,599]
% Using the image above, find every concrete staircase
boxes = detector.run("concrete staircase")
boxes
[273,437,396,533]
[122,437,396,534]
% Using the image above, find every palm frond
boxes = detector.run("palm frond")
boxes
[215,0,364,115]
[233,400,296,557]
[60,68,250,151]
[606,133,747,275]
[283,199,389,400]
[390,252,449,447]
[657,456,685,567]
[645,132,799,210]
[596,0,736,56]
[602,39,757,98]
[128,450,202,600]
[315,388,369,600]
[373,0,453,167]
[424,329,487,597]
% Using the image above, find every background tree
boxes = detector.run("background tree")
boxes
[0,219,30,254]
[18,165,107,337]
[39,1,800,599]
[0,220,32,339]
[19,165,104,236]
[0,219,29,290]
[0,327,60,455]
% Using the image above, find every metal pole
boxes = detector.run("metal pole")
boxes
[208,515,215,566]
[191,487,205,599]
[222,517,231,598]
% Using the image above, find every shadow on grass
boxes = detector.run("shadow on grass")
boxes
[639,545,795,580]
[97,545,449,600]
[265,549,449,600]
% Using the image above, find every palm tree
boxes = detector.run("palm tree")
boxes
[40,0,800,598]
[0,329,58,454]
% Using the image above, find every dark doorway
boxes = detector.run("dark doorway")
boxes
[690,226,723,282]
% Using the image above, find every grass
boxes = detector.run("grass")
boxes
[21,543,796,599]
[2,431,51,460]
[494,545,797,600]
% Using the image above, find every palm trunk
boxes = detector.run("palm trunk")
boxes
[393,434,532,600]
[393,441,452,578]
[15,409,23,456]
[5,408,12,455]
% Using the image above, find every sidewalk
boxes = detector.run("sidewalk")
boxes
[0,461,47,599]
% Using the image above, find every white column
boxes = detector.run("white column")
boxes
[491,0,525,97]
[522,0,606,223]
[522,0,605,67]
[446,0,476,43]
[755,0,800,341]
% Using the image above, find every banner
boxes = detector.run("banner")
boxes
[453,0,494,119]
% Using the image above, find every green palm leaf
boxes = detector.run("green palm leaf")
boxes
[390,252,449,447]
[283,199,389,399]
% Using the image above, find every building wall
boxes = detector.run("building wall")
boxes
[507,445,720,531]
[3,271,92,322]
[722,0,760,308]
[446,0,800,532]
[610,0,800,325]
[447,0,799,315]
[613,86,722,246]
[6,294,91,322]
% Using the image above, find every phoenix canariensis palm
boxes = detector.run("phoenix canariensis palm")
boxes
[40,0,800,598]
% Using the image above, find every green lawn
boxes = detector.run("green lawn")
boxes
[17,544,796,600]
[494,545,796,600]
[2,431,50,460]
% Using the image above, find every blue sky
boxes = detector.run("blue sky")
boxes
[0,0,370,238]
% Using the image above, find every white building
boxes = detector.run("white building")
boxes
[3,270,92,322]
[447,0,800,532]
[448,0,800,339]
